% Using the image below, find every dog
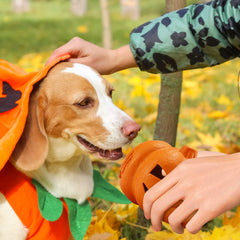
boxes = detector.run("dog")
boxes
[0,62,140,239]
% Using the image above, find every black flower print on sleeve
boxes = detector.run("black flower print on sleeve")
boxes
[141,23,163,52]
[189,23,197,36]
[136,48,145,57]
[192,5,205,19]
[231,0,240,8]
[198,27,209,38]
[198,17,205,25]
[219,46,240,59]
[153,53,178,73]
[214,16,240,39]
[171,32,188,47]
[141,59,155,70]
[176,8,188,18]
[187,47,205,65]
[161,17,171,27]
[212,0,227,9]
[206,37,220,46]
[131,21,152,34]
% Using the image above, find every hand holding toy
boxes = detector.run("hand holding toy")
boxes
[119,140,197,223]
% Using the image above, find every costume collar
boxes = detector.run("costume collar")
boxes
[32,169,130,240]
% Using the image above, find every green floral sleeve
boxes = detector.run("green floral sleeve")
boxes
[129,0,240,74]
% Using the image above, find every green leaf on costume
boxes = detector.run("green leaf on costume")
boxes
[64,198,92,240]
[92,169,131,204]
[32,179,63,222]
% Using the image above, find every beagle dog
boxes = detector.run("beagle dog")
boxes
[1,62,140,239]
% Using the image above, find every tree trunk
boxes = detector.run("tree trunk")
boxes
[100,0,112,49]
[154,72,183,146]
[70,0,87,16]
[120,0,140,20]
[137,0,186,229]
[199,0,210,3]
[165,0,186,13]
[154,0,186,146]
[12,0,30,13]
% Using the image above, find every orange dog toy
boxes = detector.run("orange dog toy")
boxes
[119,140,197,223]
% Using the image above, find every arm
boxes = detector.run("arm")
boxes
[46,38,137,75]
[130,0,240,73]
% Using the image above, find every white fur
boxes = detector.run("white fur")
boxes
[0,193,28,240]
[63,63,133,149]
[28,136,94,204]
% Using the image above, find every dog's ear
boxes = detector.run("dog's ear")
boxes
[11,89,48,171]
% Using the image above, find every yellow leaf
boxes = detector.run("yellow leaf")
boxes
[204,226,240,240]
[114,203,138,223]
[223,207,240,228]
[119,69,131,76]
[88,232,112,240]
[77,25,88,33]
[128,76,142,86]
[215,95,232,106]
[207,110,228,119]
[142,112,157,124]
[17,52,50,71]
[191,132,223,151]
[146,226,210,240]
[86,208,120,240]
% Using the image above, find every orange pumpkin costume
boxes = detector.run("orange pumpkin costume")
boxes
[0,56,71,239]
[0,162,71,240]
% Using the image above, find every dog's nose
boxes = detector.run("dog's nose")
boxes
[122,121,141,140]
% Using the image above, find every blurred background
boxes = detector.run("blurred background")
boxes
[0,0,206,62]
[1,1,240,239]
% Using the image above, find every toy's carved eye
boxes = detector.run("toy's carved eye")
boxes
[75,97,94,108]
[143,164,165,193]
[150,164,165,180]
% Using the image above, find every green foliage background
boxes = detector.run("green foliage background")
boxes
[0,0,198,63]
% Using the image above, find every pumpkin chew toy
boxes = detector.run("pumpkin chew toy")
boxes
[119,140,197,223]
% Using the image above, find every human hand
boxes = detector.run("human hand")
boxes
[46,37,137,75]
[143,152,240,234]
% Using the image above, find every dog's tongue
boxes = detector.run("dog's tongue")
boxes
[99,148,123,160]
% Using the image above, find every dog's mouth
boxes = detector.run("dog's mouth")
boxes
[77,136,123,160]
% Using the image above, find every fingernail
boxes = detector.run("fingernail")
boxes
[152,225,160,232]
[144,213,150,220]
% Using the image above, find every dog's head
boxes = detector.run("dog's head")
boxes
[12,62,140,171]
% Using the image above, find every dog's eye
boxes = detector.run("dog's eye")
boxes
[75,98,93,108]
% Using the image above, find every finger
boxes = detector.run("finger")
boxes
[68,58,88,64]
[185,209,212,234]
[46,39,80,65]
[143,172,179,219]
[149,184,184,232]
[46,48,66,65]
[167,199,198,234]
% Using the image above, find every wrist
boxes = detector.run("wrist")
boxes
[111,45,138,73]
